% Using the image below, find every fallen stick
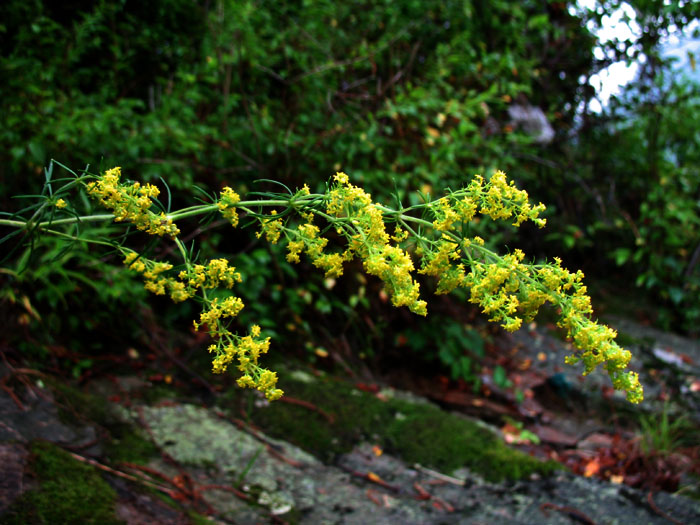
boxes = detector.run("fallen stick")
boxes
[413,463,466,486]
[68,451,174,496]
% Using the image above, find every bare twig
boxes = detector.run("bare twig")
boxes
[278,395,335,423]
[338,465,402,493]
[69,451,175,496]
[646,491,685,525]
[540,502,597,525]
[412,464,466,486]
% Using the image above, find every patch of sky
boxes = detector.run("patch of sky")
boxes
[571,0,699,113]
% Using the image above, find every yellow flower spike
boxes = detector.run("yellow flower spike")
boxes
[87,167,179,238]
[259,210,283,243]
[266,388,284,401]
[391,226,409,243]
[334,172,350,185]
[313,252,345,278]
[104,166,121,179]
[218,187,241,227]
[237,375,256,388]
[286,241,304,263]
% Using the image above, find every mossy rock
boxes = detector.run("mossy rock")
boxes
[226,370,561,482]
[103,427,159,464]
[2,441,122,524]
[46,378,158,464]
[379,401,542,480]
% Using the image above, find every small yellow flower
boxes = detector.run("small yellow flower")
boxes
[218,187,241,227]
[334,172,349,185]
[55,198,67,209]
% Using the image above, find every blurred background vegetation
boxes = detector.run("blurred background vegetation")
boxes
[1,0,698,384]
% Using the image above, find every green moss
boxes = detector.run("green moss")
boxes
[48,378,114,426]
[46,379,157,464]
[239,374,394,461]
[104,428,158,464]
[3,441,122,524]
[384,401,561,481]
[138,383,183,404]
[227,370,561,482]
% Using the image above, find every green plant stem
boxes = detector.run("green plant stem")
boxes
[0,215,114,229]
[37,228,119,249]
[0,196,325,232]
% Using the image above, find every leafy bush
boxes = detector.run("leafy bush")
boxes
[1,0,594,199]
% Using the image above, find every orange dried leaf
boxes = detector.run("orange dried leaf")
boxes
[518,358,533,370]
[584,459,600,478]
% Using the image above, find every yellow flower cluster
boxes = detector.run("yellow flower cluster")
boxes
[86,167,180,237]
[458,250,642,402]
[256,210,284,243]
[121,249,282,399]
[218,187,241,227]
[179,258,242,290]
[463,250,528,332]
[55,198,67,209]
[123,251,192,301]
[538,260,642,402]
[404,172,640,402]
[432,198,461,232]
[472,171,547,227]
[418,238,466,294]
[122,252,242,304]
[208,325,281,400]
[430,171,546,234]
[286,172,427,315]
[195,296,245,333]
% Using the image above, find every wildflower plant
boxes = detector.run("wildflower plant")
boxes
[0,162,643,403]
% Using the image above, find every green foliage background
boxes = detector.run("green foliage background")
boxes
[1,0,698,380]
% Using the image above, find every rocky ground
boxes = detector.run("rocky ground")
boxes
[1,315,699,524]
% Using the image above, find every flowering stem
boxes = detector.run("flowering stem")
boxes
[31,227,119,249]
[0,167,644,403]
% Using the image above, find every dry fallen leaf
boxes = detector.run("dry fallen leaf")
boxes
[584,459,600,478]
[518,358,533,370]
